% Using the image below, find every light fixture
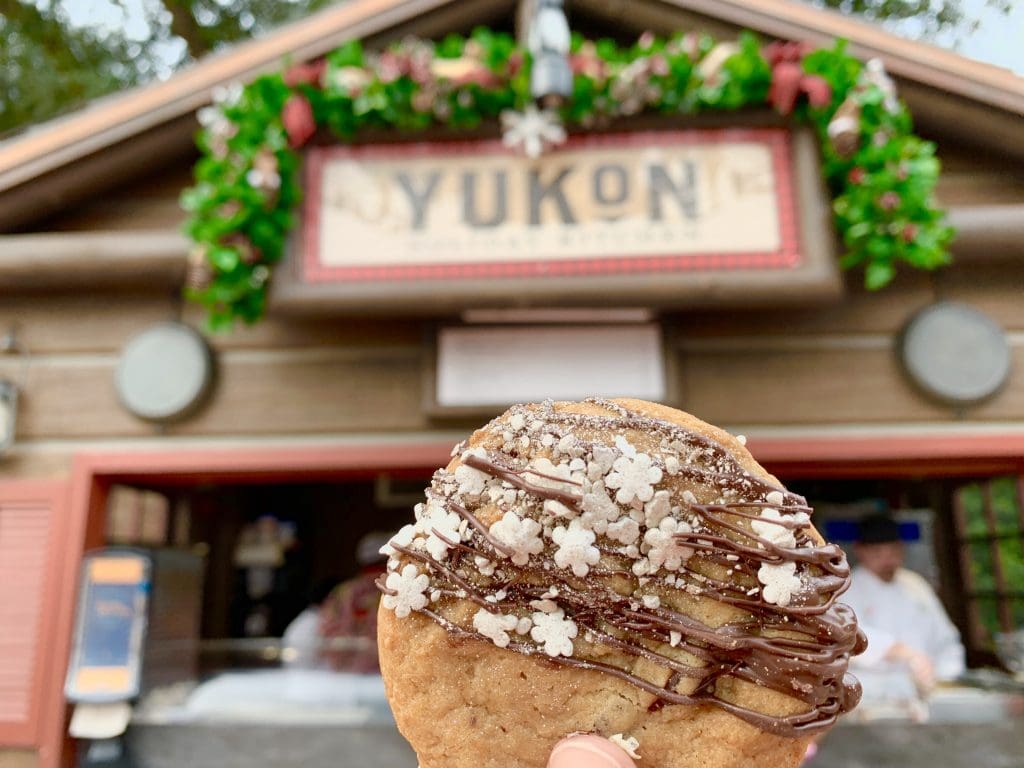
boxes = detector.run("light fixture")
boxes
[0,379,17,456]
[0,327,26,457]
[528,0,573,106]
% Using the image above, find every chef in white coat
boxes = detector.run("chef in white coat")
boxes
[844,513,965,697]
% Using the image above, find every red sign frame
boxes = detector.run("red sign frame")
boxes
[301,128,802,284]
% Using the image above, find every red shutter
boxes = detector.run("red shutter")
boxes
[0,481,67,748]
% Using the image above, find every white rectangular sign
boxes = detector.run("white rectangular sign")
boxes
[435,325,665,407]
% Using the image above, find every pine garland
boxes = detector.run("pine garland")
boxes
[182,28,953,329]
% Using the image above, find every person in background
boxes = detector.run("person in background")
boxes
[281,577,341,669]
[844,512,966,695]
[320,531,392,673]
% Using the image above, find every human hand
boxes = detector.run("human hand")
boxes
[886,642,935,693]
[548,735,637,768]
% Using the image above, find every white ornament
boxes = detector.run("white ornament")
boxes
[212,82,243,106]
[863,58,900,114]
[530,608,578,657]
[552,519,601,577]
[382,564,430,618]
[489,511,544,565]
[501,105,566,159]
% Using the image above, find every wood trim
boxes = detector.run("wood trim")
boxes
[2,0,1023,229]
[0,0,507,193]
[2,202,1015,291]
[587,0,1024,115]
[35,427,1024,766]
[0,231,187,290]
[751,433,1024,479]
[0,480,69,751]
[41,439,455,768]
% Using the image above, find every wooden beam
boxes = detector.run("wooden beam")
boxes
[948,205,1024,261]
[0,231,187,289]
[0,0,509,195]
[2,201,1017,291]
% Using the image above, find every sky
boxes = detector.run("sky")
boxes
[53,0,1024,77]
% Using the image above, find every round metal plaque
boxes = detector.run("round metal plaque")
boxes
[900,302,1010,406]
[115,323,214,422]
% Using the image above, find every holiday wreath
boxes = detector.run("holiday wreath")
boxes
[182,29,953,329]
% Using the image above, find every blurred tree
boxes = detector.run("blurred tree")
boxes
[0,0,152,134]
[0,0,1013,136]
[812,0,1012,39]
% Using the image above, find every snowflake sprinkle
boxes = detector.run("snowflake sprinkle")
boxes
[419,499,462,560]
[758,561,803,607]
[473,609,520,648]
[382,564,430,618]
[644,517,693,572]
[489,511,544,565]
[552,519,601,576]
[530,608,578,657]
[605,437,663,505]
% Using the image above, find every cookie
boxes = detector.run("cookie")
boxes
[377,399,864,767]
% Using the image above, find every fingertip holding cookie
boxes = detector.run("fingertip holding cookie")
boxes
[548,735,638,768]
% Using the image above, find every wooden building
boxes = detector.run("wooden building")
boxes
[0,1,1022,767]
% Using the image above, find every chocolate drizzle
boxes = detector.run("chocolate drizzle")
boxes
[378,399,865,737]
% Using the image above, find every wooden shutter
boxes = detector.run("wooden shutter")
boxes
[0,481,67,748]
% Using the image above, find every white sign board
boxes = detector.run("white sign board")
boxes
[435,325,665,407]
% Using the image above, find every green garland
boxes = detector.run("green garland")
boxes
[182,28,953,330]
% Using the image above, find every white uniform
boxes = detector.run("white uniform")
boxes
[281,607,323,669]
[844,566,965,680]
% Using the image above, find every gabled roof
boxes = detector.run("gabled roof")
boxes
[1,0,1021,230]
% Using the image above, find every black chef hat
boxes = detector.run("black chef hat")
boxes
[857,512,902,544]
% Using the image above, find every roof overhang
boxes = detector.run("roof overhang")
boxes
[0,0,1021,231]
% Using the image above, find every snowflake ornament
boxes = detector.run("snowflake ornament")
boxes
[489,511,544,565]
[382,564,430,618]
[530,608,578,657]
[501,104,566,159]
[552,519,601,577]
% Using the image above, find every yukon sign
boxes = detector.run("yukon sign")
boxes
[279,127,840,312]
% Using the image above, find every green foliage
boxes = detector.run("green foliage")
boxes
[811,0,1012,39]
[802,41,954,288]
[958,478,1024,645]
[182,29,954,328]
[0,0,153,135]
[1,0,1013,138]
